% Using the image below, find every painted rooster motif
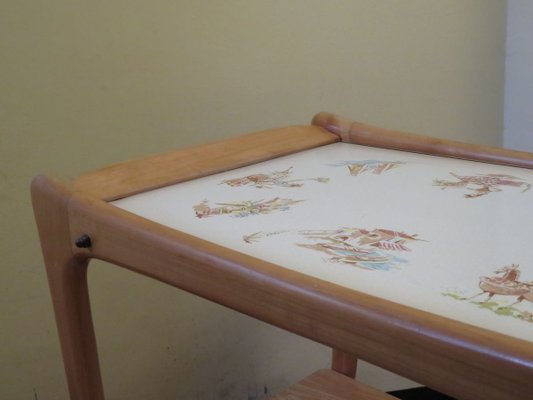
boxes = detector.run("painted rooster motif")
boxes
[433,173,530,198]
[297,227,422,271]
[220,167,329,189]
[329,160,403,176]
[193,197,304,218]
[470,264,530,301]
[444,264,533,323]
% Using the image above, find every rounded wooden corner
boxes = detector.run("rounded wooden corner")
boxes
[311,111,352,140]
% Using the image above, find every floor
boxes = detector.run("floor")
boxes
[388,387,455,400]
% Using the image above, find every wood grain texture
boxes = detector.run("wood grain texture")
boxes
[73,125,338,201]
[312,112,533,168]
[31,176,104,400]
[331,349,357,378]
[269,369,394,400]
[64,187,533,400]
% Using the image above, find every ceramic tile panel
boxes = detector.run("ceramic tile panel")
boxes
[113,143,533,342]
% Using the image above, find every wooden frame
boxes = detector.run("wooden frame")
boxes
[32,112,533,400]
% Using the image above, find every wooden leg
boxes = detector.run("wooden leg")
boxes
[331,349,357,378]
[46,258,104,400]
[32,176,105,400]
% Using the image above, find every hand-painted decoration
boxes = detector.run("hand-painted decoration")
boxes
[220,167,329,189]
[433,173,531,198]
[443,264,533,323]
[194,198,303,218]
[296,227,422,271]
[329,160,403,176]
[243,230,290,244]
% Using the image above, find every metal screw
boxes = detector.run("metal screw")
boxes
[75,234,92,248]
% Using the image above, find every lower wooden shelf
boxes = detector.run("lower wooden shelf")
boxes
[270,369,396,400]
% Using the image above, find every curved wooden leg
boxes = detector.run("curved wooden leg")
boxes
[32,176,104,400]
[331,349,357,378]
[46,258,104,400]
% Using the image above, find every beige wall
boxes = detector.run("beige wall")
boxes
[1,1,506,399]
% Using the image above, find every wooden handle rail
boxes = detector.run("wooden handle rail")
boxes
[73,125,338,201]
[312,112,533,169]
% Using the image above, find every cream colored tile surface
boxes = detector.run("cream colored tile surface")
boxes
[114,143,533,342]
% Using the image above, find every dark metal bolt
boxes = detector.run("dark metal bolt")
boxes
[75,234,92,248]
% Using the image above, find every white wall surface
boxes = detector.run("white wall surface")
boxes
[505,0,533,151]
